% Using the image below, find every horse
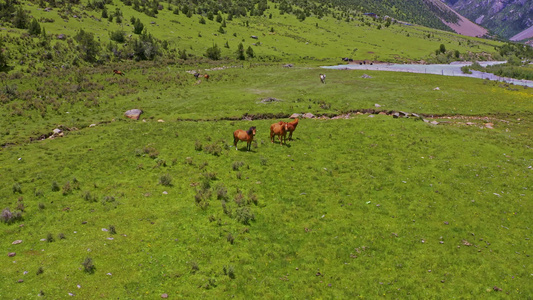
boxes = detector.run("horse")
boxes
[193,72,200,79]
[233,126,256,151]
[204,74,210,81]
[113,70,125,76]
[270,121,288,145]
[286,118,299,140]
[319,73,326,84]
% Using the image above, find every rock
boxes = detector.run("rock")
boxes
[157,119,165,123]
[290,113,301,119]
[361,74,372,78]
[17,279,23,283]
[392,113,400,118]
[89,124,96,127]
[161,294,168,298]
[57,34,65,39]
[53,128,62,134]
[368,115,374,118]
[484,123,494,129]
[400,111,410,117]
[412,113,420,118]
[124,109,143,120]
[302,113,315,119]
[433,87,440,90]
[466,122,475,125]
[8,252,16,257]
[12,240,22,245]
[374,103,381,107]
[260,97,281,103]
[251,35,258,39]
[283,64,293,68]
[430,121,439,125]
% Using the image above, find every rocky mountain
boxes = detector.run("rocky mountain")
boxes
[443,0,533,40]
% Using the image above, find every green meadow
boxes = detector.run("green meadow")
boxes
[1,0,532,298]
[1,64,532,298]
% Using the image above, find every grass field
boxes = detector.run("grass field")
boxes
[1,63,532,298]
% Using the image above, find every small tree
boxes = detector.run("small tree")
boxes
[28,18,41,36]
[13,7,29,29]
[439,44,446,54]
[205,44,221,60]
[199,16,206,24]
[236,43,245,60]
[133,18,144,34]
[246,46,254,58]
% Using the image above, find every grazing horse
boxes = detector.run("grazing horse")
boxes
[233,126,256,151]
[204,74,210,81]
[286,118,299,140]
[113,70,125,76]
[270,121,288,145]
[319,73,326,84]
[193,72,200,79]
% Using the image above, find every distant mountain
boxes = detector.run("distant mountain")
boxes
[328,0,488,37]
[443,0,533,40]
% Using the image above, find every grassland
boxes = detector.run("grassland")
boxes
[1,63,532,298]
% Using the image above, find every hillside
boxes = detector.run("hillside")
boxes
[0,0,505,74]
[444,0,533,40]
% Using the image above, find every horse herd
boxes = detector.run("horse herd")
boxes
[233,118,299,151]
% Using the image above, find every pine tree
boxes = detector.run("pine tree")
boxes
[28,18,41,36]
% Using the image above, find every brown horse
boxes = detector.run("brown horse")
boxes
[204,74,210,81]
[270,121,288,145]
[286,118,299,140]
[233,126,256,151]
[113,70,125,76]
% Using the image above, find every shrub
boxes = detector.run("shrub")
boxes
[223,265,235,279]
[194,141,203,151]
[36,267,44,275]
[12,182,22,194]
[234,190,244,206]
[216,184,228,200]
[159,173,172,186]
[82,191,96,202]
[62,181,72,195]
[110,30,126,43]
[38,203,45,210]
[109,225,116,234]
[232,161,244,171]
[205,44,221,60]
[58,233,66,240]
[46,233,54,242]
[227,233,234,244]
[28,18,41,36]
[235,207,255,225]
[51,181,60,192]
[1,208,22,224]
[82,257,95,273]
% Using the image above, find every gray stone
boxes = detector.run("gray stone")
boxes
[302,113,315,119]
[124,109,143,120]
[290,113,301,119]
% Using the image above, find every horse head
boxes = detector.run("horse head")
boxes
[248,126,256,136]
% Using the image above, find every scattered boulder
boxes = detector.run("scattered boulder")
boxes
[484,123,494,129]
[57,34,66,40]
[8,252,16,257]
[89,124,96,127]
[374,103,381,107]
[302,113,315,119]
[124,109,143,120]
[157,119,165,123]
[53,128,62,134]
[251,35,258,39]
[12,240,22,245]
[161,294,168,299]
[290,113,301,119]
[433,87,440,90]
[361,74,372,78]
[283,64,293,68]
[430,121,439,125]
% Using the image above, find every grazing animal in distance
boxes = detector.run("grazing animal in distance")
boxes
[233,126,256,151]
[204,74,210,81]
[113,70,125,76]
[286,118,299,140]
[270,121,288,145]
[319,73,326,84]
[193,72,200,79]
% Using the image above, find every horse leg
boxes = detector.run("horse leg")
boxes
[234,136,238,150]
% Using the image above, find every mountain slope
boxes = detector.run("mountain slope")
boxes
[444,0,533,39]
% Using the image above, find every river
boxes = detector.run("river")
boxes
[322,61,533,88]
